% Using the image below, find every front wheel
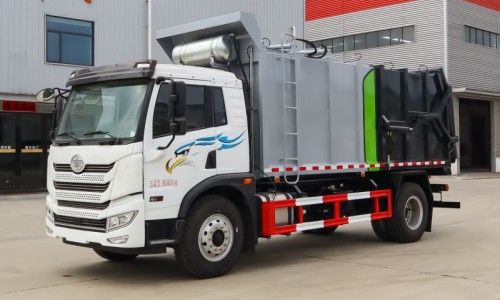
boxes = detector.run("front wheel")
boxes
[175,195,244,278]
[386,182,429,243]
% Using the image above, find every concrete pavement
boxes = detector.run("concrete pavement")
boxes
[0,174,499,299]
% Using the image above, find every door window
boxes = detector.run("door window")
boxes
[212,87,227,127]
[152,83,172,138]
[152,84,218,138]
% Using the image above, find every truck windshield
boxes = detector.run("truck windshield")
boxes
[56,79,149,144]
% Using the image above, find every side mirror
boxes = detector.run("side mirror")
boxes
[167,81,187,135]
[170,119,187,135]
[156,81,187,150]
[168,81,186,118]
[35,89,55,102]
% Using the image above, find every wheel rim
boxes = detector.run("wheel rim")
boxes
[404,195,424,230]
[198,214,234,262]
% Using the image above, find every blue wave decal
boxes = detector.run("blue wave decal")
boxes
[219,132,245,144]
[175,135,222,152]
[217,140,244,150]
[194,141,215,146]
[175,132,245,153]
[176,141,196,152]
[196,134,222,142]
[217,131,245,151]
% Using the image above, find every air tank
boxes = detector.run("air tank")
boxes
[172,34,237,67]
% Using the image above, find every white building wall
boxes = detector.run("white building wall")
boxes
[448,1,500,173]
[305,0,445,70]
[0,0,304,99]
[0,0,147,98]
[448,0,500,93]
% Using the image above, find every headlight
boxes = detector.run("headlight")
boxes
[46,207,54,223]
[106,211,137,231]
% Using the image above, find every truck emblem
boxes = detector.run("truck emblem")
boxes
[166,132,244,174]
[70,154,85,173]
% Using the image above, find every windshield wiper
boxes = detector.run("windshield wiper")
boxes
[83,131,122,145]
[56,131,81,144]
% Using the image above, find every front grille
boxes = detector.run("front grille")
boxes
[54,214,107,232]
[54,181,110,193]
[54,163,115,173]
[58,200,110,210]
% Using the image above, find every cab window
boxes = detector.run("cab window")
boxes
[152,84,216,138]
[213,87,227,126]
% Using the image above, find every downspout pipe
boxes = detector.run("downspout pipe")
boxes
[147,0,152,59]
[443,0,448,78]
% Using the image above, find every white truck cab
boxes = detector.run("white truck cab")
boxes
[46,61,254,259]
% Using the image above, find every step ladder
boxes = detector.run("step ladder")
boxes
[280,32,300,184]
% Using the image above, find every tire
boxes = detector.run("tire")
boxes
[303,226,338,235]
[386,182,429,243]
[175,195,244,278]
[371,219,393,241]
[94,249,137,262]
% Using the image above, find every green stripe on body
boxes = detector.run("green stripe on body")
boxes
[363,69,379,172]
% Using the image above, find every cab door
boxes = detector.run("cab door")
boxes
[213,87,250,175]
[143,81,217,219]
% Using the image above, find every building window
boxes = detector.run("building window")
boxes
[344,35,355,51]
[390,28,403,45]
[402,26,415,44]
[314,26,414,53]
[46,15,94,66]
[366,31,378,48]
[332,37,344,53]
[476,29,484,45]
[378,29,391,47]
[354,33,366,50]
[465,25,498,49]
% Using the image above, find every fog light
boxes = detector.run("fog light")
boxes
[107,235,129,244]
[46,207,54,223]
[106,211,137,231]
[47,226,53,234]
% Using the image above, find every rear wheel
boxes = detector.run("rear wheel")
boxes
[94,249,137,262]
[175,195,244,278]
[386,182,428,243]
[371,219,393,241]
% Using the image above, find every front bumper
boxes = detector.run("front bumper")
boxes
[46,193,145,248]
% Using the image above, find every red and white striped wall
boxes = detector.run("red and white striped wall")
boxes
[264,160,446,175]
[306,0,416,21]
[259,189,392,236]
